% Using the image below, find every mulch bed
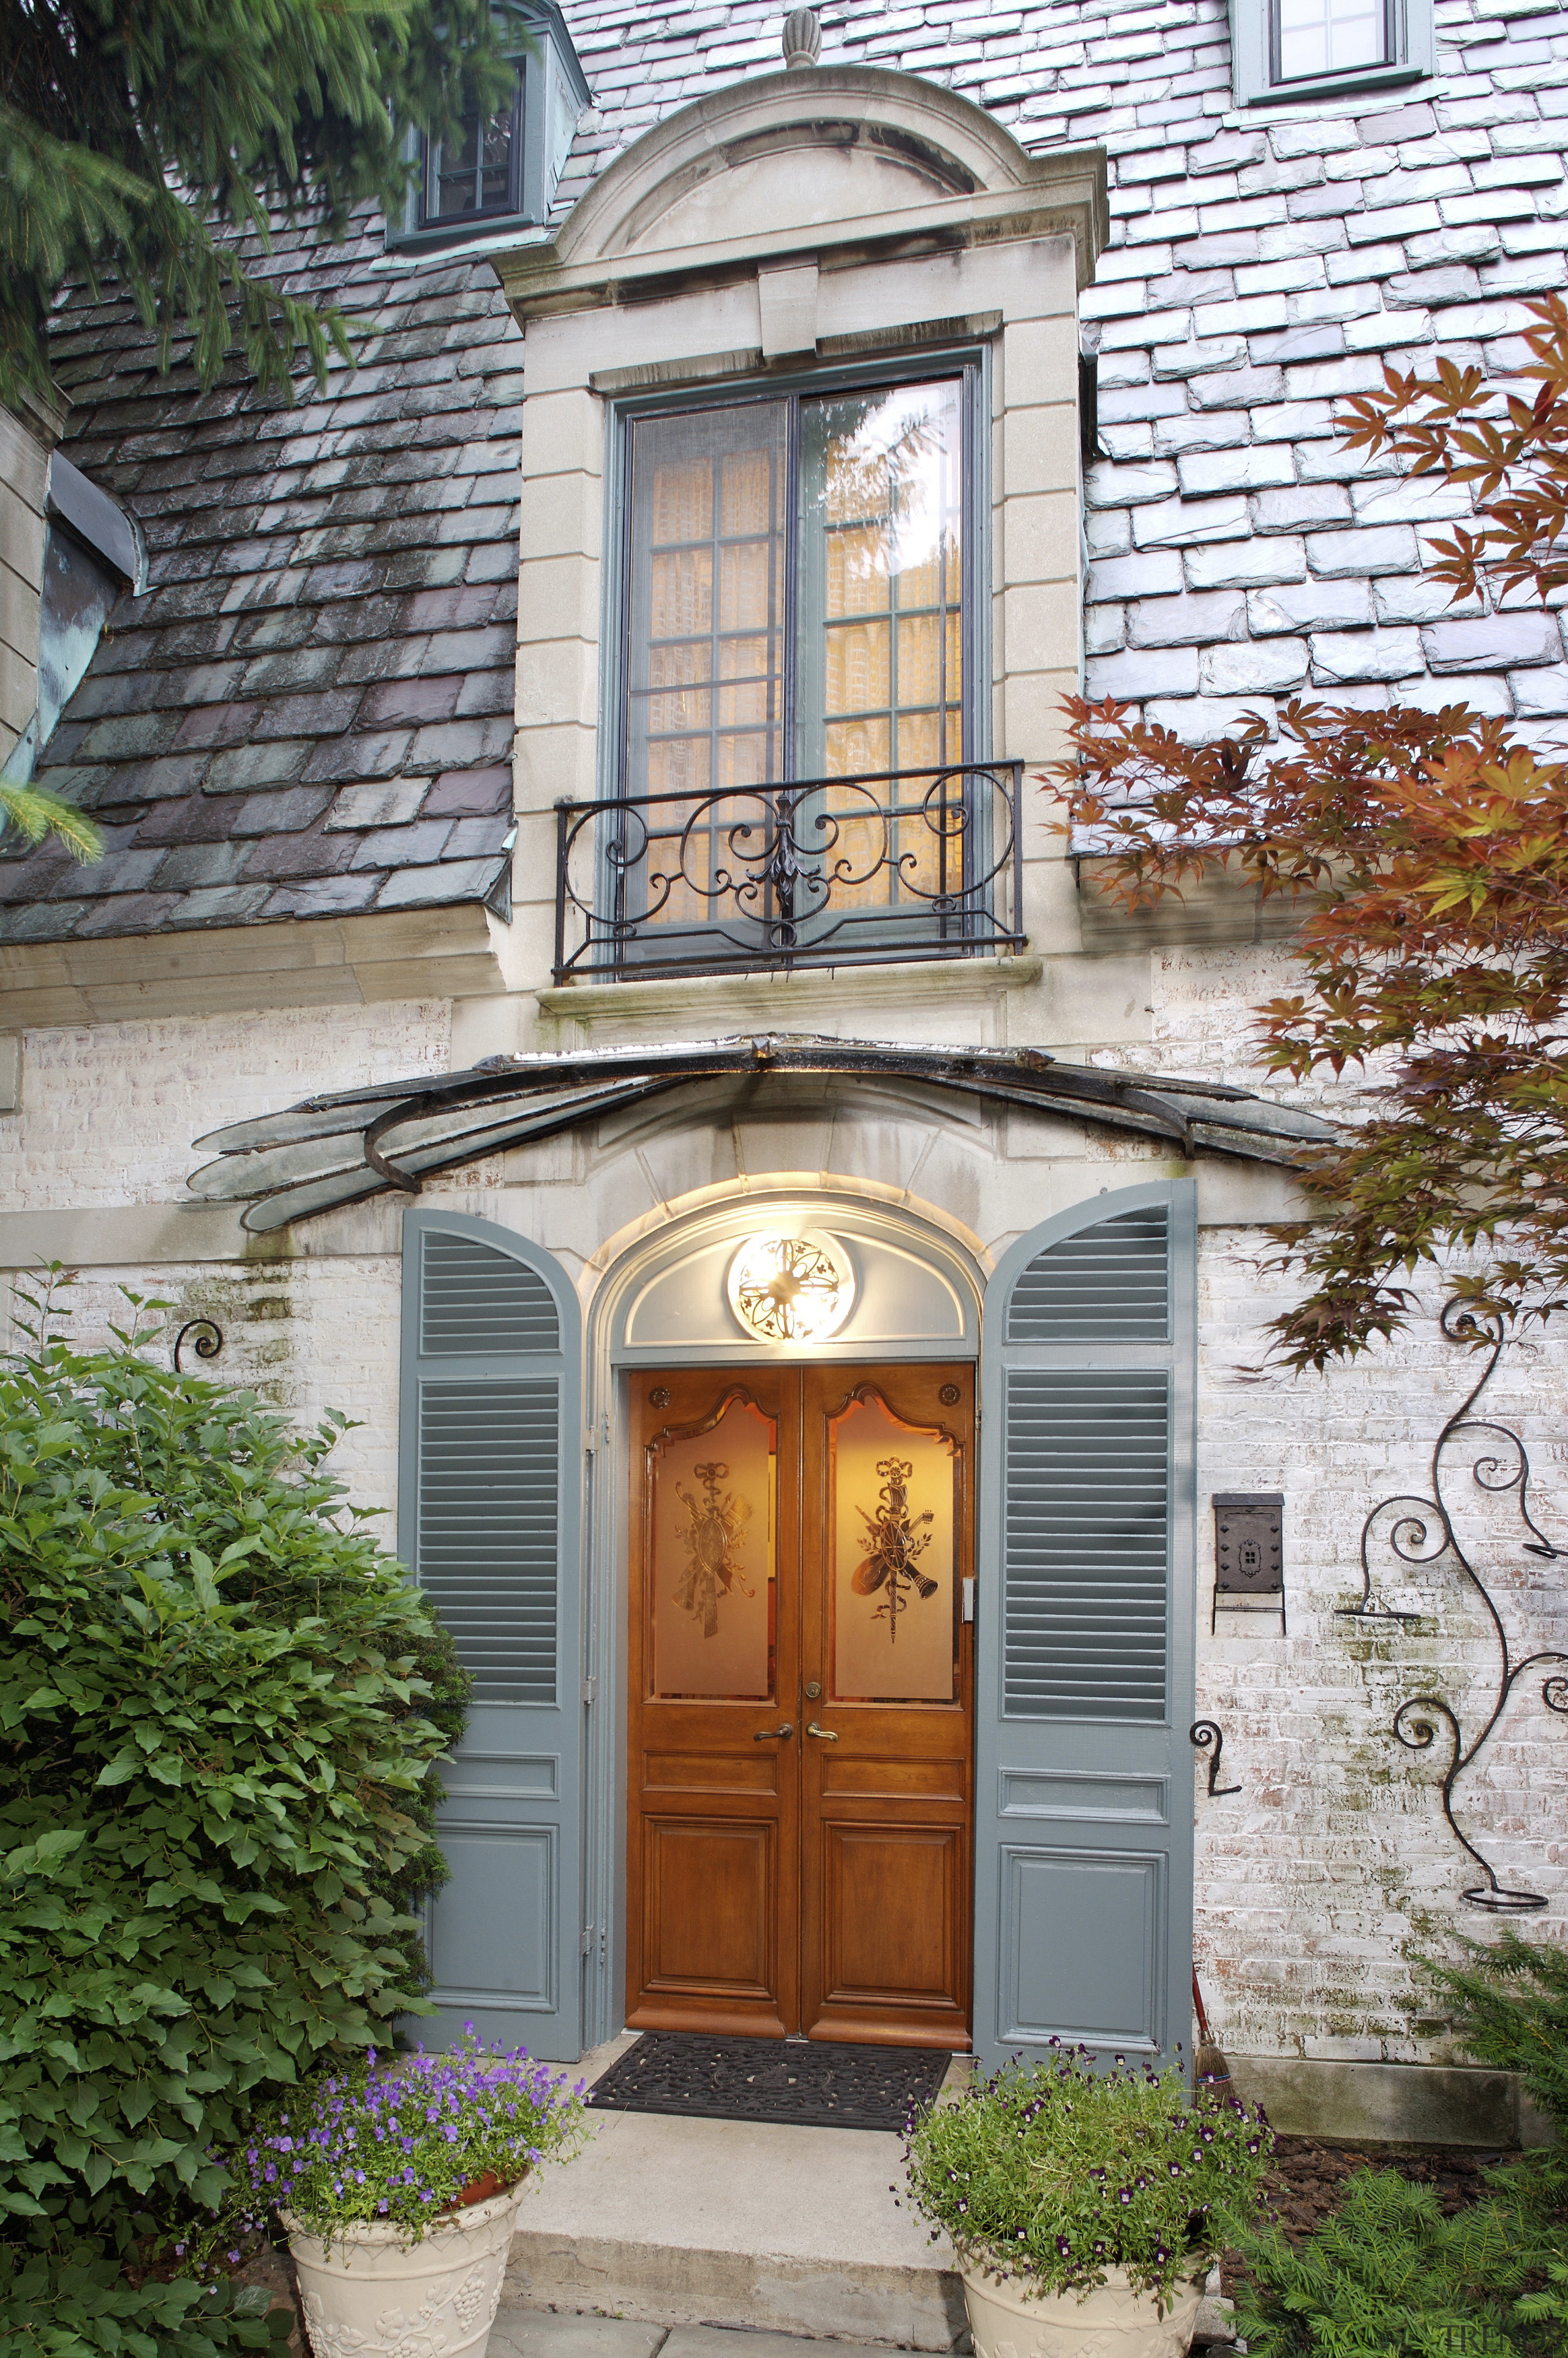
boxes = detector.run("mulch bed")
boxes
[1219,2134,1522,2302]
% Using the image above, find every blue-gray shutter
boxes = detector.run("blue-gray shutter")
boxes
[399,1209,582,2060]
[973,1181,1195,2073]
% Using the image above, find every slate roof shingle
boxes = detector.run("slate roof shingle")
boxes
[2,216,522,943]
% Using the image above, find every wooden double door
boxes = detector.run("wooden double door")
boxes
[627,1362,974,2047]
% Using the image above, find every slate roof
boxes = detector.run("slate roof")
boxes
[1,213,522,944]
[12,0,1564,945]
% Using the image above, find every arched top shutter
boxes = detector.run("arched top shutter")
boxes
[974,1181,1196,2071]
[399,1209,582,2058]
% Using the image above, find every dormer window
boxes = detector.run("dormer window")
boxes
[390,0,590,252]
[1232,0,1432,102]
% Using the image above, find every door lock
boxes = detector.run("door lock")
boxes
[804,1680,821,1699]
[754,1723,794,1741]
[805,1721,839,1742]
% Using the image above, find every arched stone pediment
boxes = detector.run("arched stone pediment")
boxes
[559,68,1056,268]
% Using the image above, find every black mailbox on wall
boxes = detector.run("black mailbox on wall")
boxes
[1212,1492,1285,1631]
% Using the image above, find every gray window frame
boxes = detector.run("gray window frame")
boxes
[1231,0,1433,106]
[386,0,589,254]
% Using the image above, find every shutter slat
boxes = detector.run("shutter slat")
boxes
[421,1233,560,1354]
[1006,1206,1170,1343]
[417,1353,560,1702]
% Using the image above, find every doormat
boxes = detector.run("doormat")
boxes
[587,2031,951,2131]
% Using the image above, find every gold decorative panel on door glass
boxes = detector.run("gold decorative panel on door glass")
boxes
[828,1386,958,1704]
[649,1390,775,1701]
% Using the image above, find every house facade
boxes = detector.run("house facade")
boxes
[3,0,1567,2141]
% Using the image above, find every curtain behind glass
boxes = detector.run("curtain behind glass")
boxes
[625,402,788,802]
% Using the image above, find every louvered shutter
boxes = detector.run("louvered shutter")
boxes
[399,1211,582,2060]
[973,1182,1195,2073]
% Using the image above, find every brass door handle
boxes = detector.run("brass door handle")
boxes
[753,1723,794,1741]
[806,1721,839,1742]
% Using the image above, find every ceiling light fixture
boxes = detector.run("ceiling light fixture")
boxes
[726,1230,854,1345]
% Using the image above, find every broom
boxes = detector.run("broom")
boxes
[1192,1968,1231,2094]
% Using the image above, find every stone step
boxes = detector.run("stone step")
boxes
[502,2042,965,2351]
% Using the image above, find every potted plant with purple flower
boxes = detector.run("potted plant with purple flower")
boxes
[223,2031,586,2358]
[904,2044,1272,2358]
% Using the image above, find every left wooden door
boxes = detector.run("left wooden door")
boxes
[627,1367,802,2035]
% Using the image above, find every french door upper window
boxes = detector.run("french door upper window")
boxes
[621,374,969,801]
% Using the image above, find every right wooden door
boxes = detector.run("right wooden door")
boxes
[799,1364,974,2047]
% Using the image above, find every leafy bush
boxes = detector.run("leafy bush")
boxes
[0,1284,467,2352]
[224,2033,585,2251]
[904,2044,1273,2310]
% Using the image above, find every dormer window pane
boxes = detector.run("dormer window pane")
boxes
[1275,0,1387,80]
[427,81,518,222]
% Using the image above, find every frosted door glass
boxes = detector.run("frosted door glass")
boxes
[831,1390,957,1703]
[650,1394,775,1699]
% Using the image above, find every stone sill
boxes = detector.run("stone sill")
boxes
[535,953,1045,1044]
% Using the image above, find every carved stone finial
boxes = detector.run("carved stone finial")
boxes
[782,7,821,67]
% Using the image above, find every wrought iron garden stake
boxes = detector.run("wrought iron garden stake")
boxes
[1340,1300,1568,1911]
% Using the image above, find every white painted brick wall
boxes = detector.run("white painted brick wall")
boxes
[5,978,1566,2063]
[0,1002,451,1208]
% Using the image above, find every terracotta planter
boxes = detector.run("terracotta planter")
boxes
[283,2175,528,2358]
[960,2259,1204,2358]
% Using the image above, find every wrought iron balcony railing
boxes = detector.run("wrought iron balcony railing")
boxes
[552,761,1025,985]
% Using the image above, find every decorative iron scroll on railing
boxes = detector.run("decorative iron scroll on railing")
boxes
[1339,1299,1568,1912]
[552,761,1027,984]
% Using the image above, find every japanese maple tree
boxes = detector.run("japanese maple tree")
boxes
[1052,297,1568,1370]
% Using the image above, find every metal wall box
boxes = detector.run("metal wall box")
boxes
[1212,1493,1286,1631]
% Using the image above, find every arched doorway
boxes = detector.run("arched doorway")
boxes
[592,1188,985,2049]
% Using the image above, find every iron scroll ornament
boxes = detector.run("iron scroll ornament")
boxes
[173,1318,224,1372]
[1340,1299,1568,1912]
[1190,1720,1241,1797]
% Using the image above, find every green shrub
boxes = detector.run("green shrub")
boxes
[904,2045,1274,2310]
[1233,2168,1534,2358]
[0,1282,467,2352]
[1235,1933,1568,2358]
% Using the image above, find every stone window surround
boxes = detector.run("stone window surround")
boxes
[490,65,1109,1015]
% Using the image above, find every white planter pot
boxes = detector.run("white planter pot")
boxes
[960,2259,1204,2358]
[283,2178,527,2358]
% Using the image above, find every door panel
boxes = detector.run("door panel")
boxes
[800,1364,973,2047]
[643,1819,777,1994]
[627,1368,799,2036]
[824,1826,965,2008]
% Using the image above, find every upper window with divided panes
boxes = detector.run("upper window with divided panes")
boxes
[620,375,970,806]
[582,366,1019,978]
[1233,0,1432,104]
